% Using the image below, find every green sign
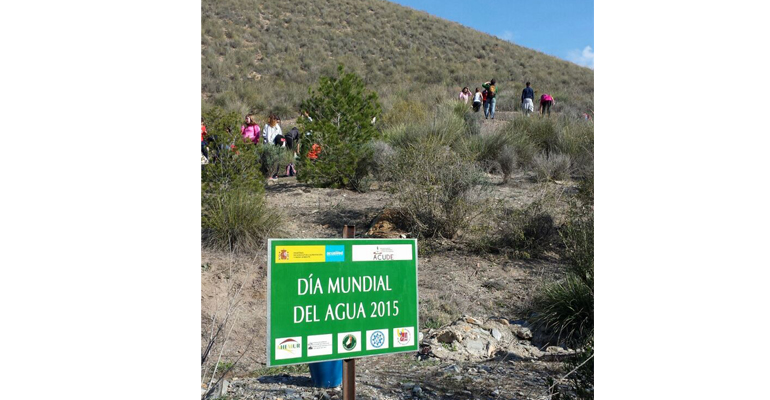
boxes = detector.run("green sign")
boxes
[267,238,419,366]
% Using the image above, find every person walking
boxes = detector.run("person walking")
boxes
[539,93,555,116]
[482,79,497,119]
[240,115,261,144]
[458,87,471,104]
[472,88,483,113]
[521,82,535,116]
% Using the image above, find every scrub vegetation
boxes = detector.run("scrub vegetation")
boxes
[201,0,594,118]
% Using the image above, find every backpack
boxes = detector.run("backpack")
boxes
[487,85,496,99]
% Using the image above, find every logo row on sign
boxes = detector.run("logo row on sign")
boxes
[276,244,413,264]
[275,327,415,360]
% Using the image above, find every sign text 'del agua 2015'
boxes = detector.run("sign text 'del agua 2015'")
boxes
[267,239,419,366]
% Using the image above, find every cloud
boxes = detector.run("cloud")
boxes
[497,30,515,43]
[567,46,594,69]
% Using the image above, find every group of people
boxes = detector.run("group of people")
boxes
[458,79,558,118]
[201,111,319,179]
[458,78,498,119]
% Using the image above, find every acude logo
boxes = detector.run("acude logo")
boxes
[372,246,394,261]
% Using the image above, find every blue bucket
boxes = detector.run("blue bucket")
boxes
[308,360,343,388]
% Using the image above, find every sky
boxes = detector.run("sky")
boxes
[387,0,594,69]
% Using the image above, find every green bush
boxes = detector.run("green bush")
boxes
[297,65,382,191]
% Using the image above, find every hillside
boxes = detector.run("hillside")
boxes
[201,0,594,118]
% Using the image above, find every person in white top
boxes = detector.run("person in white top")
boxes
[263,114,284,146]
[472,88,483,113]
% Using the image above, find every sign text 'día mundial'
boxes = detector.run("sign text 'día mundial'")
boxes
[267,239,419,366]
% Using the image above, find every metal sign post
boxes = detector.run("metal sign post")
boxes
[342,225,355,400]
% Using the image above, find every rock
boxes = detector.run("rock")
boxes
[412,385,422,397]
[464,316,483,325]
[400,382,416,391]
[546,346,567,354]
[464,339,486,357]
[492,389,500,397]
[482,280,506,291]
[418,332,424,342]
[511,324,533,340]
[443,364,461,373]
[491,328,502,341]
[437,330,460,344]
[206,379,229,399]
[320,393,331,400]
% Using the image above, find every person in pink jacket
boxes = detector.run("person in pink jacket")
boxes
[539,94,556,117]
[240,115,261,144]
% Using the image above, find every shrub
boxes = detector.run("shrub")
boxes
[533,152,571,182]
[201,188,282,253]
[462,128,510,167]
[555,118,594,177]
[497,144,517,184]
[387,100,469,153]
[297,65,382,190]
[530,273,593,348]
[258,144,295,179]
[560,202,594,285]
[387,143,487,239]
[487,199,558,259]
[381,99,428,128]
[369,140,396,180]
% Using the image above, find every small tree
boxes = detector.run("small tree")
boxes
[298,65,382,190]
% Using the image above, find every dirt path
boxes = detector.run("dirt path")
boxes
[202,173,578,399]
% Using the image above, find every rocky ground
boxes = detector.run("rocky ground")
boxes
[201,113,583,399]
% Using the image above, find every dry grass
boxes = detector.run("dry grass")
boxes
[202,0,594,119]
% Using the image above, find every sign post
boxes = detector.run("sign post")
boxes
[342,225,355,400]
[266,232,419,398]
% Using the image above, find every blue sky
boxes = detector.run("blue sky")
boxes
[387,0,594,69]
